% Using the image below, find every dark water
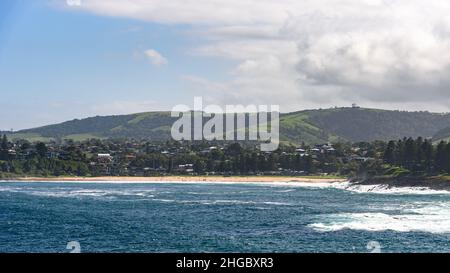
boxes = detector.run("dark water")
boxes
[1,181,450,253]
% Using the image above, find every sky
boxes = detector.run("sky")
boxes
[1,0,450,130]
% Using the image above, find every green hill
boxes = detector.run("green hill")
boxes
[433,126,450,142]
[6,108,450,144]
[305,108,450,142]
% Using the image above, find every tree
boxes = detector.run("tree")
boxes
[77,164,89,176]
[383,141,396,165]
[446,143,450,173]
[0,135,9,160]
[20,142,31,151]
[394,139,405,166]
[403,137,417,169]
[421,139,434,172]
[194,158,206,174]
[304,155,313,174]
[36,142,48,158]
[226,143,243,156]
[1,135,8,150]
[435,141,447,172]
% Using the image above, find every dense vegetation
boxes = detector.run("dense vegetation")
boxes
[1,134,449,179]
[7,107,450,145]
[382,138,450,175]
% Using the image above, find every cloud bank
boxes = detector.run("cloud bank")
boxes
[67,0,450,112]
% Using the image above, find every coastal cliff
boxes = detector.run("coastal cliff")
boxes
[351,176,450,191]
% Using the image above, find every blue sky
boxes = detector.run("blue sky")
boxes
[0,0,234,130]
[2,0,450,130]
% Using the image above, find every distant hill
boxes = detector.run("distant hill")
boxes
[6,108,450,144]
[433,126,450,142]
[304,108,450,142]
[12,112,175,142]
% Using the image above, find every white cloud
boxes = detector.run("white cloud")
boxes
[65,0,297,25]
[144,49,168,66]
[66,0,450,112]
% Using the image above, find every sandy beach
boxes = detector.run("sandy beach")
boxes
[3,176,348,184]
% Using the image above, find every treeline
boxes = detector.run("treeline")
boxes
[0,135,90,177]
[1,158,90,177]
[383,137,450,174]
[1,134,449,178]
[129,143,320,175]
[0,135,343,177]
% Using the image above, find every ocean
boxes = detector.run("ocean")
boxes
[1,181,450,253]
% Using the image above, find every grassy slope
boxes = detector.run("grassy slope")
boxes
[279,110,345,144]
[7,133,54,142]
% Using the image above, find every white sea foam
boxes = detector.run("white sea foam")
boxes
[181,199,293,206]
[143,197,294,206]
[309,202,450,234]
[151,198,176,203]
[264,181,346,188]
[213,199,293,206]
[0,186,157,199]
[275,189,296,193]
[336,183,450,195]
[185,191,215,195]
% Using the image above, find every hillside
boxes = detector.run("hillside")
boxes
[6,108,450,144]
[12,112,176,142]
[433,126,450,142]
[306,108,450,142]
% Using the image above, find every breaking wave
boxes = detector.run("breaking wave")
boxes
[0,186,156,199]
[309,202,450,234]
[335,183,450,195]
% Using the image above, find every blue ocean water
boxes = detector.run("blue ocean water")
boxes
[1,181,450,253]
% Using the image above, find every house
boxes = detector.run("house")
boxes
[347,156,372,163]
[97,153,113,163]
[200,146,219,155]
[200,149,211,155]
[124,154,136,161]
[178,164,194,173]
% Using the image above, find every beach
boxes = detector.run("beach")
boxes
[4,176,348,183]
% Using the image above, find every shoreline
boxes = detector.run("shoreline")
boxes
[3,176,449,192]
[3,176,450,193]
[1,176,348,184]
